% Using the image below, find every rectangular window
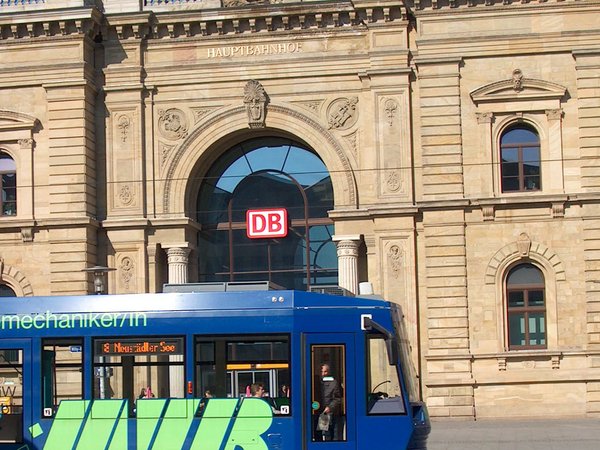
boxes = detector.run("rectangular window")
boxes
[93,336,185,416]
[1,172,16,216]
[0,349,18,363]
[508,313,526,347]
[0,348,23,443]
[195,335,291,414]
[42,339,83,417]
[366,336,405,415]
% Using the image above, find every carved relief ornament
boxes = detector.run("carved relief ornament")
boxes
[517,232,531,257]
[387,244,403,279]
[327,97,358,130]
[386,170,402,193]
[118,184,134,206]
[158,108,188,140]
[244,80,269,128]
[384,98,398,127]
[117,115,131,143]
[120,256,135,291]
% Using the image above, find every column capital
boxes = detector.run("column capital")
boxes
[167,246,191,260]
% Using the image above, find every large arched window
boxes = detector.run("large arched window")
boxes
[506,264,546,350]
[500,125,541,193]
[197,137,336,290]
[0,152,16,216]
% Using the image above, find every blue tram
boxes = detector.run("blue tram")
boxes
[0,289,430,449]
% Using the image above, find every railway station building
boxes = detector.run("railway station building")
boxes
[0,0,599,420]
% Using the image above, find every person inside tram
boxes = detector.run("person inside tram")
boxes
[250,382,280,414]
[315,363,342,441]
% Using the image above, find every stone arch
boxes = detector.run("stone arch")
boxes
[494,114,547,143]
[485,235,566,285]
[0,260,34,296]
[486,233,564,350]
[161,103,358,216]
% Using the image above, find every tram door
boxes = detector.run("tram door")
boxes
[0,341,31,446]
[304,333,356,449]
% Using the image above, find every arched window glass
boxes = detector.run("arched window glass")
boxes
[0,152,16,216]
[500,125,541,193]
[197,137,336,290]
[0,284,16,297]
[506,264,546,350]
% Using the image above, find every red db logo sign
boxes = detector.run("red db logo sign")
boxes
[247,209,288,239]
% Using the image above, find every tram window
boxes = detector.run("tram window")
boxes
[93,337,185,416]
[0,348,23,443]
[0,349,18,363]
[311,344,346,442]
[41,339,83,417]
[366,336,405,415]
[194,335,291,414]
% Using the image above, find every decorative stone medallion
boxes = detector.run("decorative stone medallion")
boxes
[158,108,188,140]
[327,97,358,130]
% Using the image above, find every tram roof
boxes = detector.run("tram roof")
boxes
[0,290,392,315]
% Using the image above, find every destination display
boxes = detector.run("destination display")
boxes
[95,338,184,356]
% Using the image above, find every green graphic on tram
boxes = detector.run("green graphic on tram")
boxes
[31,398,273,450]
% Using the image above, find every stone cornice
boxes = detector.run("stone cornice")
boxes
[329,193,600,220]
[104,1,407,40]
[407,0,600,13]
[0,2,408,40]
[0,216,99,230]
[0,6,102,40]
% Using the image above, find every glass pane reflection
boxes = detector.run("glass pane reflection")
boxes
[197,138,337,290]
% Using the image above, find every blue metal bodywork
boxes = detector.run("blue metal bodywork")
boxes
[0,290,430,449]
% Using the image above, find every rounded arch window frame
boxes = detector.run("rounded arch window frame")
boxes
[162,104,357,218]
[495,116,543,195]
[490,249,560,353]
[503,260,547,350]
[0,264,34,297]
[195,136,337,290]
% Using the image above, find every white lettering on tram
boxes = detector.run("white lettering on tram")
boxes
[0,310,148,331]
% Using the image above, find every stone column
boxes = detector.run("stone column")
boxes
[167,247,191,284]
[165,245,190,397]
[333,235,362,295]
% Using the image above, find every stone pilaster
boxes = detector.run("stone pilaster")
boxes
[574,51,600,191]
[415,58,464,200]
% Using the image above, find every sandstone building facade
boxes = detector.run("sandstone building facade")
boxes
[0,0,599,419]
